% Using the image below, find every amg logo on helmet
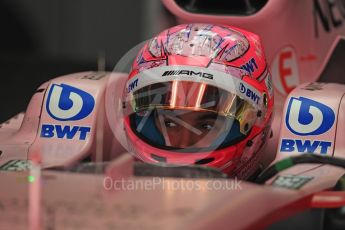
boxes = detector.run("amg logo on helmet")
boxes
[162,70,213,79]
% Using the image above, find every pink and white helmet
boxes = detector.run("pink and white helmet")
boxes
[122,24,273,178]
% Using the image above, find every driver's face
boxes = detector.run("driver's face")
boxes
[154,110,226,148]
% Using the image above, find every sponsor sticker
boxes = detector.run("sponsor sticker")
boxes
[240,57,258,75]
[281,97,335,154]
[0,160,32,171]
[41,124,91,140]
[272,175,313,189]
[46,84,95,121]
[126,78,139,93]
[42,84,95,140]
[280,139,332,154]
[162,69,214,79]
[239,83,261,104]
[286,97,335,136]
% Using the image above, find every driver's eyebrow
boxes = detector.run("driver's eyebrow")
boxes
[165,114,202,135]
[193,113,218,121]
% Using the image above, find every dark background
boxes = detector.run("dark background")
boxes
[0,0,175,122]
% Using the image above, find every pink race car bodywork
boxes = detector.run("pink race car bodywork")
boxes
[1,0,345,228]
[0,70,344,229]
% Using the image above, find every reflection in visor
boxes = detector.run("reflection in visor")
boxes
[125,81,258,137]
[154,109,235,149]
[131,109,246,150]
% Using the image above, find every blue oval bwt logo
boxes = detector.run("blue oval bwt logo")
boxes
[239,83,246,93]
[46,84,95,121]
[286,97,335,136]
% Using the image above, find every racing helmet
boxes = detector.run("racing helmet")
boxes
[122,24,273,178]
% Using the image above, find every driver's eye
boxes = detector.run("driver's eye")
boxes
[201,123,213,130]
[164,120,177,128]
